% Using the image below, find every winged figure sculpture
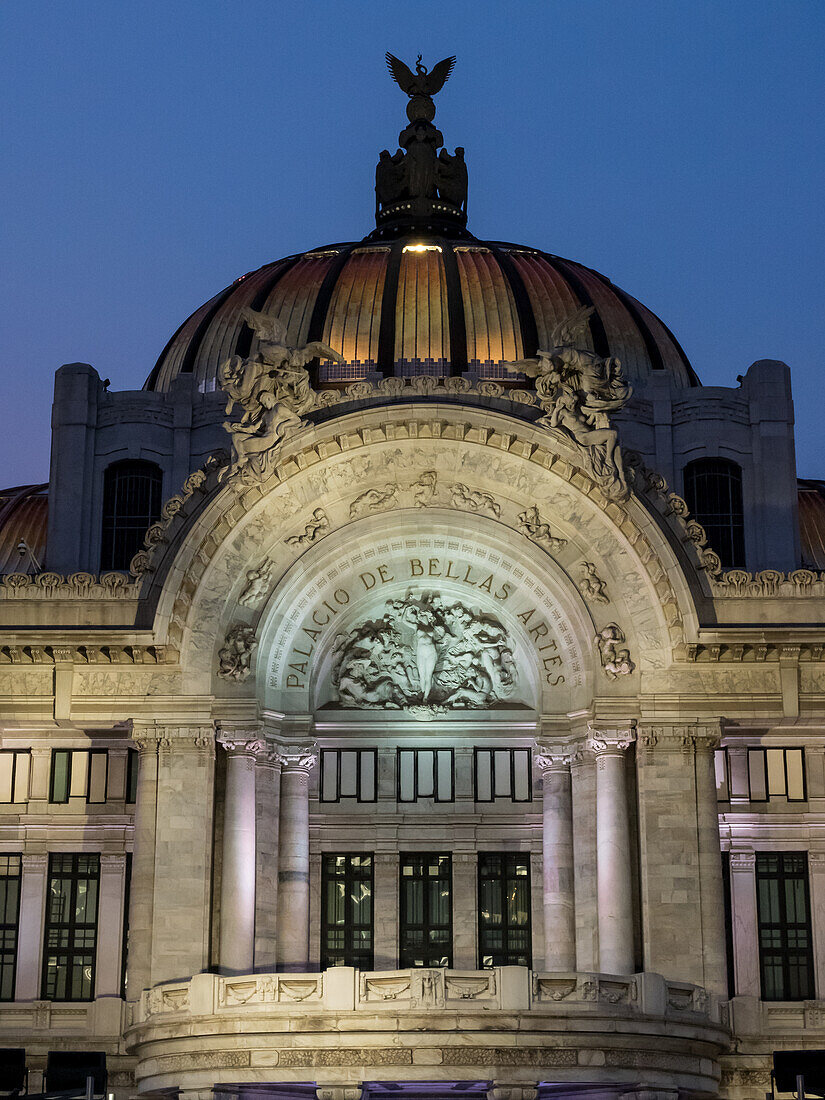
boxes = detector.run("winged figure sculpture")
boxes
[385,52,456,98]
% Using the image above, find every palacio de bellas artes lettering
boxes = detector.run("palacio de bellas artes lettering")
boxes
[2,46,825,1100]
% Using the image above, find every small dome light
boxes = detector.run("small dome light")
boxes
[403,243,442,253]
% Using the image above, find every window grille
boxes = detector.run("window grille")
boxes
[397,749,454,803]
[42,854,100,1001]
[0,751,30,804]
[477,852,532,968]
[0,854,21,1000]
[756,852,814,1001]
[683,457,745,568]
[748,748,806,802]
[100,459,163,572]
[319,749,377,803]
[320,854,374,970]
[399,853,452,968]
[474,748,532,802]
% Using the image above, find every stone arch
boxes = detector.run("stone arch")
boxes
[137,405,704,710]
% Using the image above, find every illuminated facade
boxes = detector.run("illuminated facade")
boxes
[2,59,825,1100]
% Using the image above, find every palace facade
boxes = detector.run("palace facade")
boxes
[1,58,825,1100]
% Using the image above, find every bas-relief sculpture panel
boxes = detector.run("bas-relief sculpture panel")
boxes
[176,434,671,696]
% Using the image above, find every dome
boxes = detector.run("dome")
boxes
[144,234,699,394]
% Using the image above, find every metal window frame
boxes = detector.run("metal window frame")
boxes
[320,852,375,970]
[318,748,379,804]
[715,747,731,803]
[100,458,164,573]
[683,457,746,569]
[49,749,72,804]
[0,853,22,1002]
[755,851,814,1002]
[720,852,736,998]
[396,748,455,804]
[747,747,807,803]
[476,850,532,969]
[125,749,138,804]
[473,747,532,803]
[399,851,453,969]
[120,852,132,998]
[0,750,30,805]
[41,853,101,1002]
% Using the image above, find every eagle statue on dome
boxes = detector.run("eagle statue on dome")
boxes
[385,53,456,100]
[503,307,633,501]
[217,307,344,480]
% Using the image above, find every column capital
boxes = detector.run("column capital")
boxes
[99,852,127,872]
[217,727,266,758]
[279,743,318,773]
[21,852,49,872]
[586,724,636,757]
[534,743,576,772]
[131,720,214,751]
[730,850,756,872]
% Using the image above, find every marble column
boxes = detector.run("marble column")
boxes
[95,853,127,996]
[588,727,636,976]
[218,730,264,974]
[277,746,317,971]
[452,851,478,969]
[693,728,729,994]
[372,852,398,970]
[534,745,576,971]
[15,852,49,1000]
[729,849,760,996]
[255,748,283,971]
[125,728,159,1000]
[809,851,825,999]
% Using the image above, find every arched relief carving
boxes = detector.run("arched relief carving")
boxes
[253,522,595,714]
[141,408,699,695]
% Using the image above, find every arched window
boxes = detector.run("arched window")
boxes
[683,458,745,569]
[100,460,163,571]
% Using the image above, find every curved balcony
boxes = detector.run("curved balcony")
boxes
[125,967,729,1095]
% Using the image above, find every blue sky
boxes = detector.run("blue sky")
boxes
[1,0,823,484]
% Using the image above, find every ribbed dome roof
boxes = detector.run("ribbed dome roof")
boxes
[145,234,699,394]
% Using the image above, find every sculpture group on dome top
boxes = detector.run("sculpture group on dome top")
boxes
[217,308,344,478]
[503,307,633,500]
[376,53,467,215]
[330,592,518,710]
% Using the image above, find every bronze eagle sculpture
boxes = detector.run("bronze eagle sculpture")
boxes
[385,52,456,98]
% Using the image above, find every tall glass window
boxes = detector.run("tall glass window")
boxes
[100,459,163,572]
[756,852,814,1001]
[42,854,100,1001]
[478,852,532,968]
[0,751,30,804]
[320,854,374,970]
[399,853,452,968]
[683,457,745,568]
[0,855,21,1000]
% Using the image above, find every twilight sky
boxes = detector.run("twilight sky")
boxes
[1,0,823,486]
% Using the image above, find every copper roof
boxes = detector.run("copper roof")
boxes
[798,479,825,570]
[0,484,48,574]
[145,236,700,393]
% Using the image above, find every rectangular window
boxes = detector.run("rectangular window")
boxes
[320,854,374,970]
[42,853,100,1001]
[0,854,22,1000]
[49,749,112,804]
[397,749,454,803]
[756,852,814,1001]
[715,748,730,801]
[478,852,532,968]
[0,751,30,804]
[125,749,139,804]
[399,853,452,968]
[319,749,377,803]
[474,749,532,802]
[748,749,806,802]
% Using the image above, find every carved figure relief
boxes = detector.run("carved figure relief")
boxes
[503,307,632,500]
[578,561,609,604]
[285,508,330,547]
[330,592,518,710]
[517,506,566,551]
[217,623,258,682]
[450,483,501,517]
[218,308,344,478]
[238,557,276,607]
[595,623,635,679]
[410,471,438,507]
[349,484,399,519]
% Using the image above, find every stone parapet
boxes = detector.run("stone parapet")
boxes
[126,967,728,1095]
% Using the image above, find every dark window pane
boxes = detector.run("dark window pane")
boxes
[399,853,452,968]
[756,851,814,1001]
[683,458,745,568]
[477,852,532,968]
[0,855,21,1001]
[100,459,163,572]
[41,853,99,1001]
[320,853,373,970]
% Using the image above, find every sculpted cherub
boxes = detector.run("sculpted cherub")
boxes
[218,308,345,476]
[503,307,632,500]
